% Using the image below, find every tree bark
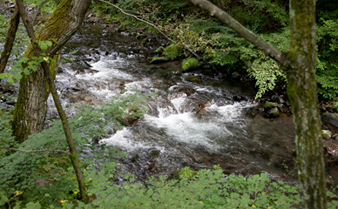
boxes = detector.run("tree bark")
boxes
[15,0,89,202]
[0,5,20,75]
[286,0,326,208]
[190,0,326,208]
[13,0,92,143]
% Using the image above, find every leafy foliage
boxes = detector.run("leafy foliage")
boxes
[0,90,155,208]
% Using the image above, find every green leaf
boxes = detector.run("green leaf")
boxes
[69,50,78,55]
[29,65,37,72]
[39,42,47,50]
[24,69,30,75]
[19,57,29,64]
[45,41,52,47]
[14,73,22,81]
[0,73,7,79]
[66,57,74,62]
[8,75,13,84]
[51,39,59,45]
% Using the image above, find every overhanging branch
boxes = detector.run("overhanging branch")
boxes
[190,0,282,63]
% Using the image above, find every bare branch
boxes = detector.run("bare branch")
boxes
[96,0,202,60]
[31,0,47,25]
[0,146,69,154]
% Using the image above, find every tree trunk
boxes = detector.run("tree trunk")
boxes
[286,0,326,208]
[13,0,91,143]
[0,5,20,75]
[190,0,326,208]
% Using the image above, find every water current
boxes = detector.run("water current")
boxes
[47,25,296,183]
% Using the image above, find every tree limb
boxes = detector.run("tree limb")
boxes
[0,5,20,75]
[189,0,281,63]
[96,0,202,60]
[0,146,69,154]
[15,0,89,203]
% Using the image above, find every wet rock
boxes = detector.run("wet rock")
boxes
[119,53,127,58]
[84,96,92,102]
[267,107,279,118]
[322,113,338,134]
[271,95,285,104]
[232,72,240,79]
[185,75,202,83]
[233,95,245,102]
[149,56,169,64]
[285,100,291,107]
[5,100,16,105]
[264,101,278,109]
[322,130,332,140]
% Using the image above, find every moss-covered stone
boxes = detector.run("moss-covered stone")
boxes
[322,130,331,139]
[268,107,279,118]
[185,75,202,83]
[150,56,169,64]
[182,58,199,71]
[264,102,278,109]
[162,43,182,60]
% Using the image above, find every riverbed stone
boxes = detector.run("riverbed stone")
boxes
[185,75,202,83]
[264,102,278,110]
[322,113,338,134]
[271,95,285,104]
[322,130,332,140]
[267,107,279,118]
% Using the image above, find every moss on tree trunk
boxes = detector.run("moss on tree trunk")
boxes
[286,0,326,208]
[13,0,91,143]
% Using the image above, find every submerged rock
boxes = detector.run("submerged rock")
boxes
[185,75,202,83]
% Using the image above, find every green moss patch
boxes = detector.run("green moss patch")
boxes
[182,58,199,71]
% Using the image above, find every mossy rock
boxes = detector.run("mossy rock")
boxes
[185,75,202,83]
[264,102,278,110]
[182,58,199,71]
[268,107,279,118]
[232,72,240,79]
[142,38,147,45]
[163,43,182,60]
[322,130,331,139]
[150,56,169,64]
[153,46,164,54]
[173,167,197,180]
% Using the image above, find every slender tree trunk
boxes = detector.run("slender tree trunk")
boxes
[0,5,20,75]
[13,0,91,143]
[15,0,89,202]
[190,0,326,208]
[286,0,326,208]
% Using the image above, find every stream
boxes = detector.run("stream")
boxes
[48,25,297,183]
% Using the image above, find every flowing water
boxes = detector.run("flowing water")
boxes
[47,25,297,183]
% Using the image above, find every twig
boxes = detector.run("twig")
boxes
[31,0,47,25]
[96,0,203,60]
[0,146,69,154]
